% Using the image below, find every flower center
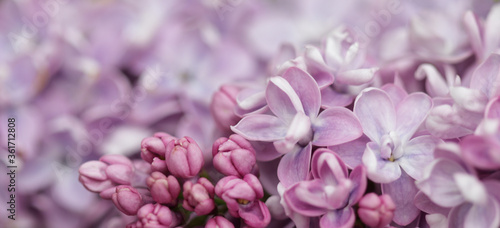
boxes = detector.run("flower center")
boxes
[380,132,403,161]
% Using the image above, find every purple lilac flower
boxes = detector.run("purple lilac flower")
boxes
[205,216,235,228]
[146,172,180,205]
[357,193,396,228]
[165,136,205,178]
[232,67,362,186]
[78,154,134,193]
[127,203,180,228]
[282,148,366,228]
[141,132,177,173]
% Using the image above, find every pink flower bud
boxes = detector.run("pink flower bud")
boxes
[182,177,215,215]
[112,185,144,216]
[212,134,258,177]
[210,85,242,132]
[206,216,235,228]
[79,155,134,192]
[127,203,179,228]
[358,193,396,228]
[215,174,270,227]
[141,132,176,173]
[146,172,180,205]
[165,136,204,178]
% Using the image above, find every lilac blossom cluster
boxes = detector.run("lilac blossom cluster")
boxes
[2,0,500,227]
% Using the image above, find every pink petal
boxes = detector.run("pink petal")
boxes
[312,107,363,146]
[277,144,312,188]
[231,114,288,141]
[282,67,321,119]
[283,180,329,216]
[348,166,367,205]
[354,88,396,143]
[470,54,500,98]
[319,208,355,228]
[320,87,354,108]
[266,76,303,123]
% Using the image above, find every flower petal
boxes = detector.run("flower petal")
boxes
[448,203,472,228]
[320,87,354,108]
[282,67,321,119]
[312,107,363,146]
[398,135,442,180]
[470,53,500,98]
[362,142,401,183]
[319,208,355,228]
[381,84,408,106]
[381,170,420,226]
[335,68,377,85]
[395,92,433,143]
[311,148,348,185]
[460,135,500,170]
[329,135,370,169]
[278,144,312,188]
[414,191,450,215]
[283,179,329,216]
[348,166,367,205]
[266,76,303,122]
[354,88,396,143]
[239,201,271,228]
[231,114,287,141]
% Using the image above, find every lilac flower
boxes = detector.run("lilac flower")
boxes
[205,216,235,228]
[232,67,362,186]
[182,177,215,216]
[464,4,500,61]
[334,85,441,225]
[416,144,500,228]
[165,136,204,178]
[357,193,396,228]
[127,203,180,228]
[78,154,134,193]
[282,148,366,228]
[146,172,180,205]
[212,134,258,177]
[215,174,271,228]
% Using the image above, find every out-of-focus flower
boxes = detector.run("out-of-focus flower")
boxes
[357,193,396,228]
[165,136,204,178]
[211,85,242,132]
[146,172,180,205]
[141,132,177,172]
[111,185,144,216]
[127,203,180,228]
[283,149,366,228]
[182,177,215,215]
[215,174,271,227]
[205,216,235,228]
[78,154,134,193]
[416,143,500,228]
[212,134,258,177]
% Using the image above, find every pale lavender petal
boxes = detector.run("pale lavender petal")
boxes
[274,112,312,154]
[283,180,329,216]
[235,89,267,117]
[231,114,287,141]
[415,159,467,208]
[414,64,450,97]
[485,5,500,56]
[278,144,312,188]
[450,87,489,113]
[486,96,500,118]
[266,76,303,122]
[319,208,355,228]
[335,68,377,85]
[303,46,334,88]
[282,67,321,119]
[398,135,442,180]
[320,87,354,108]
[312,107,363,146]
[362,142,401,183]
[414,191,450,215]
[348,166,367,205]
[330,135,370,169]
[354,88,396,143]
[460,135,500,170]
[470,54,500,98]
[463,11,484,58]
[250,141,283,162]
[464,196,500,228]
[395,93,433,143]
[381,84,408,107]
[448,203,472,228]
[381,171,420,226]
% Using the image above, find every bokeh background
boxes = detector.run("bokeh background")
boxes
[0,0,496,227]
